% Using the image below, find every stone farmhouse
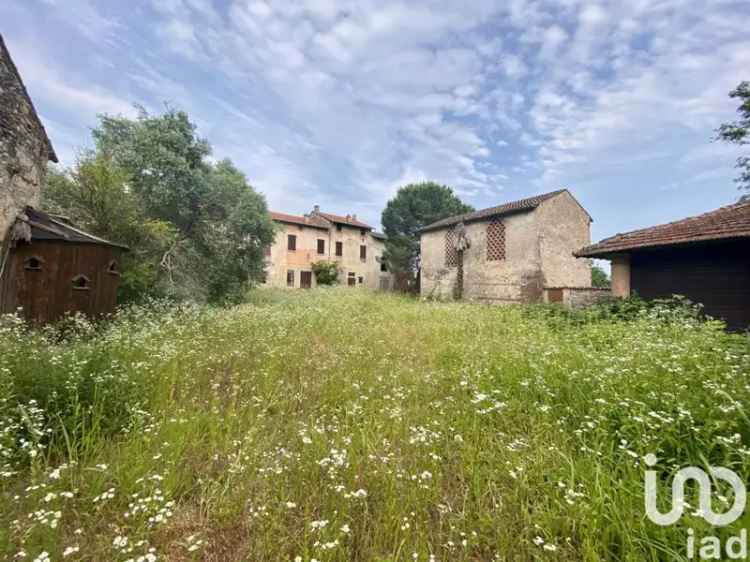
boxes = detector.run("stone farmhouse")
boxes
[265,206,393,290]
[420,189,598,303]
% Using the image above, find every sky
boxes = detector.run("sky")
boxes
[2,0,749,245]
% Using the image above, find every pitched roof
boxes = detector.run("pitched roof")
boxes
[15,207,128,249]
[269,211,330,230]
[575,199,750,258]
[420,189,568,233]
[317,212,373,230]
[0,34,57,163]
[371,231,387,240]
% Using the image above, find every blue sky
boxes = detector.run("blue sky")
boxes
[2,0,748,245]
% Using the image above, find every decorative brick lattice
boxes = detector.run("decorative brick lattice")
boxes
[444,228,458,267]
[486,219,506,261]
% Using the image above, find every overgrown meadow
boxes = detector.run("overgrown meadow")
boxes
[1,289,749,561]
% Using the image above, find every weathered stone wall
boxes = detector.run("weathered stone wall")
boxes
[264,222,391,290]
[544,287,611,307]
[420,191,593,303]
[0,38,52,244]
[535,191,592,288]
[420,210,544,303]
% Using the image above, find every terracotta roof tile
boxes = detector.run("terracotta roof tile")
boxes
[317,212,373,229]
[420,189,567,233]
[576,199,750,257]
[269,211,330,230]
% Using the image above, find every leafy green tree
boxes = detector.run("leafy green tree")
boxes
[44,152,177,303]
[591,265,610,288]
[46,108,276,303]
[716,81,750,193]
[381,182,473,277]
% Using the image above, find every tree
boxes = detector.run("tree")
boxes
[45,108,276,303]
[44,152,177,303]
[311,261,340,285]
[381,182,473,279]
[716,81,750,194]
[591,265,610,288]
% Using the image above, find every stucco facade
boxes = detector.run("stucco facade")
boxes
[0,34,57,245]
[420,190,592,303]
[264,207,392,290]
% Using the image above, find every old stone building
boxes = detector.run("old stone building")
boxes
[420,189,594,303]
[265,206,393,290]
[0,33,58,245]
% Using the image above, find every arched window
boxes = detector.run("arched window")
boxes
[107,260,120,276]
[487,219,506,261]
[72,274,91,291]
[24,255,44,271]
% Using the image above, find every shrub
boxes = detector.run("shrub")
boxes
[311,260,340,285]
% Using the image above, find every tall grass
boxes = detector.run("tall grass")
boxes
[0,289,748,561]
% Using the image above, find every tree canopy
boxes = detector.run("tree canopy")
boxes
[591,265,610,288]
[381,182,473,276]
[717,81,750,194]
[44,108,275,303]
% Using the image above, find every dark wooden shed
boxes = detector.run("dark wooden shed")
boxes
[576,200,750,331]
[0,207,128,324]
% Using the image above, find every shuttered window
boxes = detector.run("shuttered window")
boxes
[287,270,295,287]
[360,245,367,261]
[287,234,297,251]
[317,239,325,254]
[336,241,343,256]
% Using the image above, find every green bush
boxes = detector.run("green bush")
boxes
[311,260,340,285]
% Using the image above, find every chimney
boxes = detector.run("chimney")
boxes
[312,205,320,214]
[351,214,357,221]
[346,214,351,221]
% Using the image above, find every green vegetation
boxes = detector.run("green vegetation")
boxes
[44,108,276,304]
[591,264,610,288]
[1,290,749,561]
[717,81,750,193]
[382,182,473,279]
[311,260,341,285]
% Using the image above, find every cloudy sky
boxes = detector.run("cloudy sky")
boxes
[2,0,748,243]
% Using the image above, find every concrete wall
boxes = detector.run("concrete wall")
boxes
[420,210,543,303]
[0,39,51,243]
[420,191,593,303]
[264,222,391,290]
[611,255,631,297]
[536,191,592,288]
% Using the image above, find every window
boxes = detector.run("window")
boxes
[317,239,325,254]
[287,234,297,251]
[287,270,295,287]
[347,272,356,286]
[360,245,367,261]
[336,224,342,232]
[360,228,367,236]
[335,241,343,256]
[358,276,364,284]
[445,228,458,267]
[486,219,506,261]
[107,260,120,276]
[380,260,388,272]
[24,255,43,271]
[72,274,91,291]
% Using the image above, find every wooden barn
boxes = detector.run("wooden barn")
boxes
[0,207,128,324]
[576,199,750,331]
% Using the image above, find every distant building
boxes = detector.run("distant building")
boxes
[576,199,750,331]
[0,34,127,323]
[265,206,393,290]
[420,189,600,304]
